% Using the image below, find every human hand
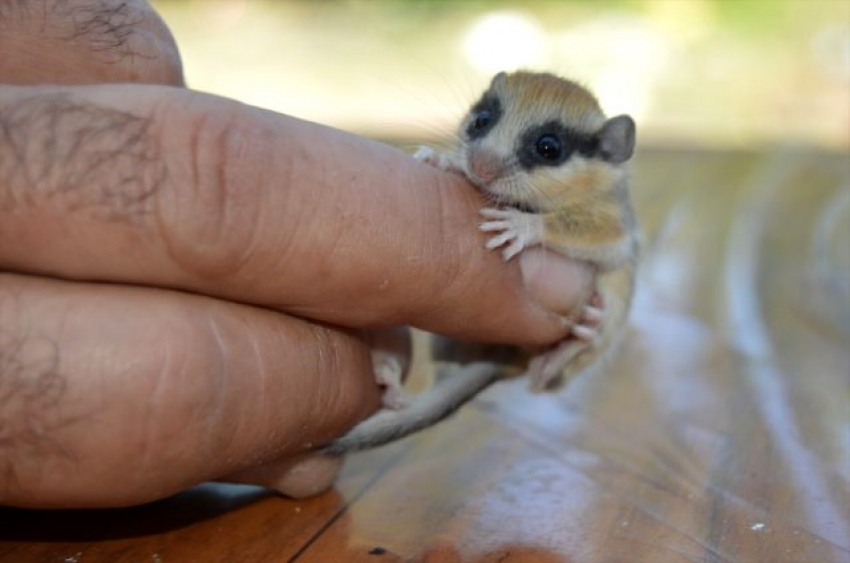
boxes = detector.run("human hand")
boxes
[0,0,593,508]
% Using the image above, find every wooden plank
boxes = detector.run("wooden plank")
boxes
[296,146,850,562]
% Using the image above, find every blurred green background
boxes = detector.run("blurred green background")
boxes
[152,0,849,150]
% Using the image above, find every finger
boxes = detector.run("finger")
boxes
[0,0,183,86]
[194,328,409,498]
[0,85,592,346]
[0,273,381,508]
[223,452,344,500]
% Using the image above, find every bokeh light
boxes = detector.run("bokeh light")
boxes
[462,11,550,74]
[153,0,850,150]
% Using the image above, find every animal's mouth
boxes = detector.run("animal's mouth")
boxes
[463,156,542,213]
[506,200,541,213]
[470,182,541,213]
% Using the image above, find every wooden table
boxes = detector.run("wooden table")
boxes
[2,146,848,562]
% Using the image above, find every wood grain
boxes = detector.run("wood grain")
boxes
[2,146,848,562]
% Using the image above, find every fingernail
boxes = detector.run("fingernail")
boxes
[519,248,594,318]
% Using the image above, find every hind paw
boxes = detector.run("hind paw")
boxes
[373,356,409,410]
[571,294,604,342]
[528,294,605,391]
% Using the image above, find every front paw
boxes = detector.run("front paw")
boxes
[413,146,454,171]
[479,207,544,261]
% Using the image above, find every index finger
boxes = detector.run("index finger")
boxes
[0,85,591,345]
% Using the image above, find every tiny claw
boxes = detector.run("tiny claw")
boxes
[502,241,523,261]
[571,324,598,342]
[478,206,543,262]
[479,220,508,232]
[480,207,509,219]
[582,305,604,325]
[486,231,514,249]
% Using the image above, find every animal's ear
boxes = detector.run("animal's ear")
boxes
[490,71,508,88]
[599,115,636,163]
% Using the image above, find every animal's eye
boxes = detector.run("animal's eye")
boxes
[465,96,501,139]
[472,110,492,131]
[535,134,562,161]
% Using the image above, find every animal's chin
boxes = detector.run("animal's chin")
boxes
[470,181,540,213]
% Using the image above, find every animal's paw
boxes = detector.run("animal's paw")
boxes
[479,207,544,261]
[413,145,436,162]
[527,294,604,391]
[571,293,604,342]
[373,355,409,410]
[527,340,586,392]
[413,146,454,171]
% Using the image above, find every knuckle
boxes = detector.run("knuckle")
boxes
[154,97,267,281]
[308,325,377,424]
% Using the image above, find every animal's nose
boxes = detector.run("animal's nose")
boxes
[469,149,505,185]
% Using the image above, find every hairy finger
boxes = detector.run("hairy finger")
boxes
[0,85,592,346]
[0,273,380,508]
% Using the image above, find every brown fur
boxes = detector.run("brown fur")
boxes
[497,72,605,133]
[459,71,639,390]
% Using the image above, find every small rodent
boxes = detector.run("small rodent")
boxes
[325,71,639,455]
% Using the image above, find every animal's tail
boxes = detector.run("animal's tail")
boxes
[323,362,504,455]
